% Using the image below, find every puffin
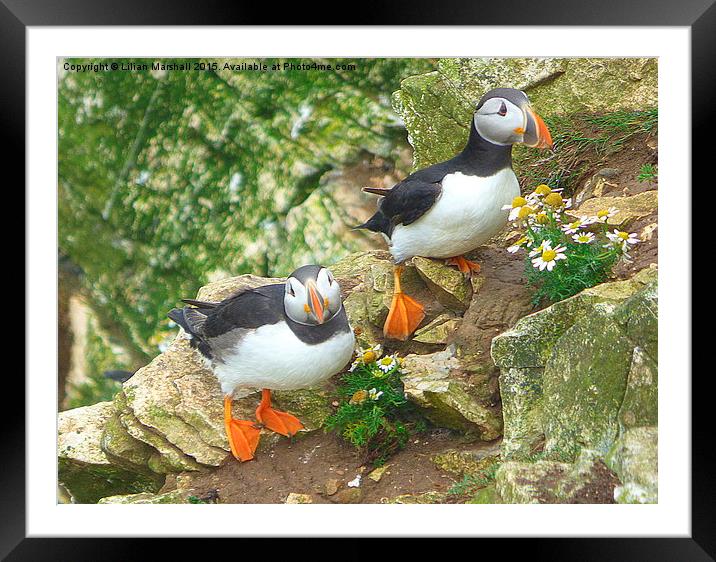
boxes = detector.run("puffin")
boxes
[168,265,355,462]
[357,87,554,340]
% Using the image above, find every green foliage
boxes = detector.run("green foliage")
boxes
[59,58,435,360]
[325,351,423,466]
[523,218,620,305]
[65,317,127,409]
[637,163,657,182]
[507,187,635,305]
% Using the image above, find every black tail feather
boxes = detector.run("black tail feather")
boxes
[353,210,392,237]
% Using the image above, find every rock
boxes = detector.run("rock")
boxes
[618,347,658,432]
[400,349,502,440]
[467,484,499,504]
[496,460,570,503]
[542,305,633,459]
[324,478,341,496]
[382,491,448,504]
[572,191,658,229]
[412,314,460,344]
[58,402,161,503]
[495,450,620,504]
[285,493,314,504]
[606,426,658,504]
[412,256,472,311]
[491,269,658,460]
[330,251,454,352]
[393,58,657,168]
[332,488,362,504]
[573,172,620,207]
[98,490,187,504]
[367,465,390,482]
[431,444,501,476]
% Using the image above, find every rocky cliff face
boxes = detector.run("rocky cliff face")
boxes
[59,58,658,504]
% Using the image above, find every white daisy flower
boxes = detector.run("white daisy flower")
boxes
[367,388,384,401]
[502,196,529,221]
[594,207,618,223]
[562,217,594,235]
[376,355,398,374]
[572,232,595,244]
[607,229,639,250]
[507,236,528,253]
[531,244,567,271]
[349,344,382,371]
[529,240,551,257]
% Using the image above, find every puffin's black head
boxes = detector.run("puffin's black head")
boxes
[473,87,553,149]
[283,265,342,325]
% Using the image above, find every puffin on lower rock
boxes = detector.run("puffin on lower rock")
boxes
[169,265,355,462]
[357,87,554,341]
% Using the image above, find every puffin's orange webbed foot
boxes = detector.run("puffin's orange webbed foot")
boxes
[224,396,260,462]
[445,256,481,277]
[383,265,425,341]
[256,389,304,437]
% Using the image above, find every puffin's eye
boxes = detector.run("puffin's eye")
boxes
[285,280,295,296]
[498,102,507,116]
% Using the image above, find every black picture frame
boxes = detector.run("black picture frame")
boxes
[7,0,707,558]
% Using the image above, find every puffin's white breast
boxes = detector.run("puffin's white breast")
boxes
[388,169,519,263]
[213,321,355,395]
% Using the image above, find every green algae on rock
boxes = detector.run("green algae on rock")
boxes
[400,349,502,440]
[491,268,658,461]
[606,426,658,504]
[58,402,162,503]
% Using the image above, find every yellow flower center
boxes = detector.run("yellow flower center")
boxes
[512,196,528,208]
[597,209,610,218]
[577,235,589,242]
[535,213,549,224]
[517,206,536,219]
[542,249,557,261]
[362,351,377,363]
[534,184,552,196]
[617,231,629,240]
[380,357,393,366]
[544,193,564,207]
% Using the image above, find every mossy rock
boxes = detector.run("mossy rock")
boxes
[498,367,545,460]
[542,305,633,459]
[618,347,658,432]
[606,426,658,504]
[493,270,657,461]
[58,402,162,503]
[98,489,189,504]
[401,349,502,440]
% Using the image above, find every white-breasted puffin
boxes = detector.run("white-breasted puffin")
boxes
[357,87,554,341]
[168,265,355,461]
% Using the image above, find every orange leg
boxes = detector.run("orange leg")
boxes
[255,389,304,437]
[383,265,425,341]
[445,255,481,277]
[224,395,261,462]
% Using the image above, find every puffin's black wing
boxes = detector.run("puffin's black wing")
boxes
[201,284,285,338]
[357,176,442,238]
[168,284,285,359]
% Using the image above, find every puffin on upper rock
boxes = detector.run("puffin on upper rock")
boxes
[357,87,553,341]
[169,265,355,462]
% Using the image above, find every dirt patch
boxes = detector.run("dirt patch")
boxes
[162,428,469,504]
[568,460,621,504]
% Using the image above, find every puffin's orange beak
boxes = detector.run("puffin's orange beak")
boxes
[523,107,553,150]
[306,281,325,324]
